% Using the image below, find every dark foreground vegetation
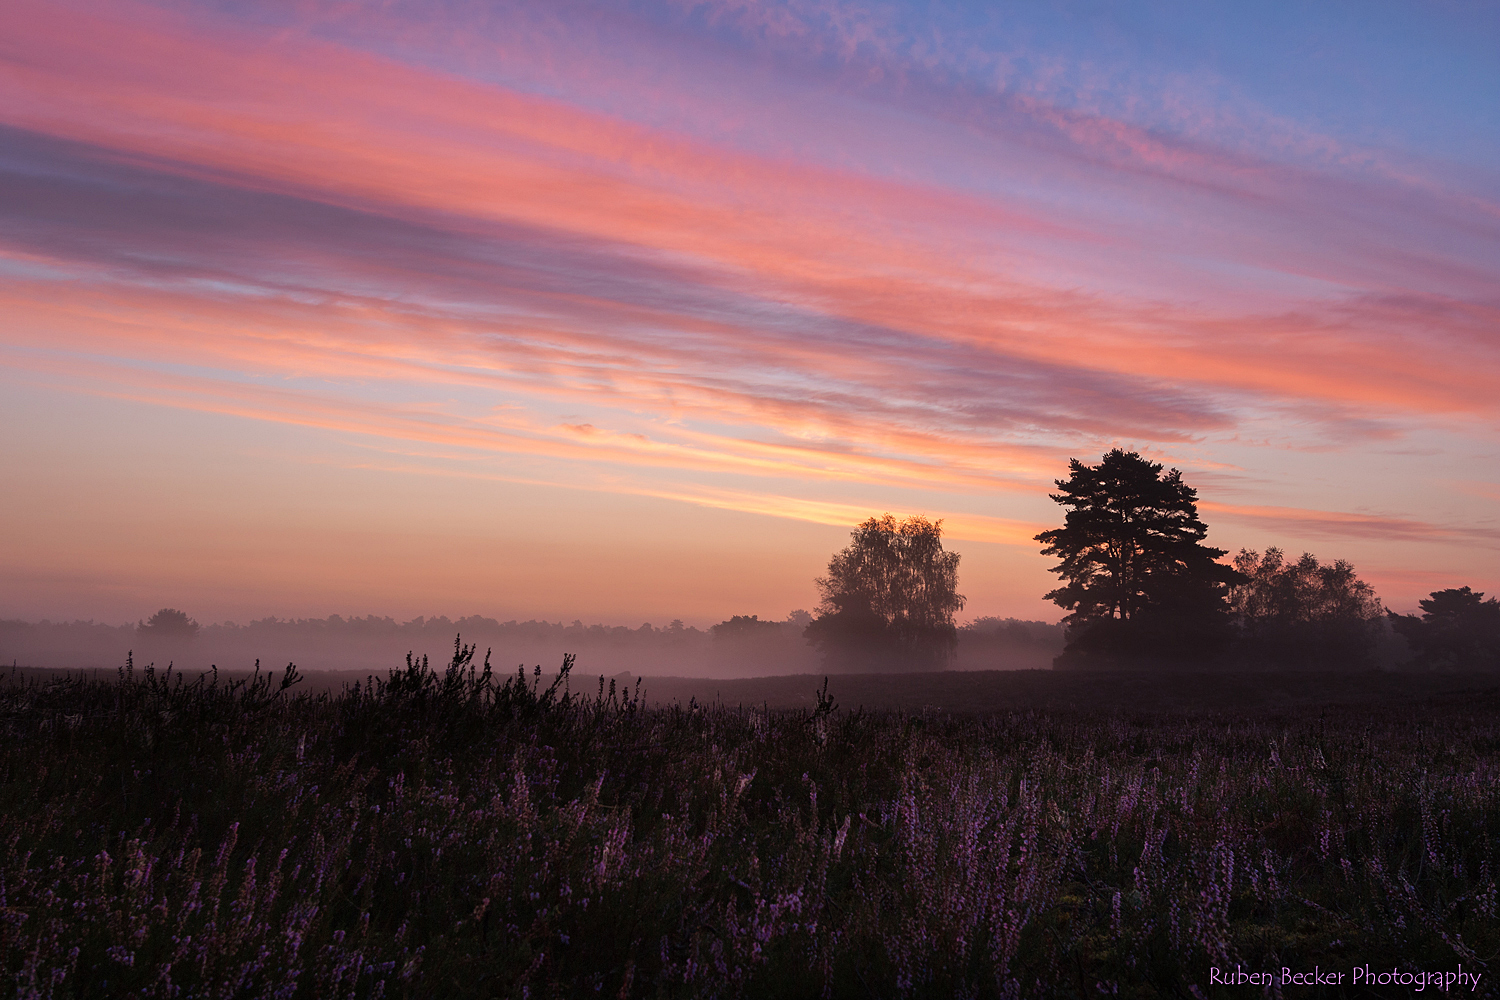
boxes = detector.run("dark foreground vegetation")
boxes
[4,648,1499,999]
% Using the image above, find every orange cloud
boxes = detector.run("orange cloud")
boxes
[1,338,1054,497]
[622,486,1045,547]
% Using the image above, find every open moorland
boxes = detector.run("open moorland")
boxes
[3,650,1499,998]
[623,667,1500,715]
[11,657,1490,716]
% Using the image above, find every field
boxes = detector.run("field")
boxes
[3,649,1499,998]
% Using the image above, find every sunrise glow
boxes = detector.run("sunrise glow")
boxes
[3,0,1497,625]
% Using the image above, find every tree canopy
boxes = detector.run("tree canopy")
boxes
[804,514,964,671]
[1035,449,1240,666]
[1229,548,1384,669]
[710,615,784,641]
[137,608,199,640]
[1389,587,1500,670]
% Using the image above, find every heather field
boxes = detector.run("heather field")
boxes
[3,649,1499,999]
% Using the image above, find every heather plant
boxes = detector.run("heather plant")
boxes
[2,645,1498,998]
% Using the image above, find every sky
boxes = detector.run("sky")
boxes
[2,0,1497,627]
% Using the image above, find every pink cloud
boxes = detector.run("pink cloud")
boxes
[1,0,1494,608]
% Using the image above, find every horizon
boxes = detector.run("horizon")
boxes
[3,0,1497,628]
[6,608,1064,631]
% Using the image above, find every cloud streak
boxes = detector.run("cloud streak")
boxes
[1200,502,1500,548]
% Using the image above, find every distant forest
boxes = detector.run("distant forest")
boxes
[0,613,1067,676]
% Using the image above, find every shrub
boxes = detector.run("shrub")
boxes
[2,647,1497,997]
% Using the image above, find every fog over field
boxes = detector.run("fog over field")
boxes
[1,612,1066,679]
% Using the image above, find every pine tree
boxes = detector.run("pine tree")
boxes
[1035,449,1240,667]
[1389,587,1500,670]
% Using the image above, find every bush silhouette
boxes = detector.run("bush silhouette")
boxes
[137,607,199,640]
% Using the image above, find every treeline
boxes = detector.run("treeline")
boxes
[786,451,1500,674]
[1225,547,1424,671]
[11,449,1493,677]
[1037,449,1499,671]
[0,612,1064,676]
[0,615,731,676]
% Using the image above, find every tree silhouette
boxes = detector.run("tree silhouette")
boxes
[710,615,783,641]
[805,514,964,671]
[137,608,199,640]
[1389,587,1500,670]
[1230,548,1384,669]
[1036,449,1240,667]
